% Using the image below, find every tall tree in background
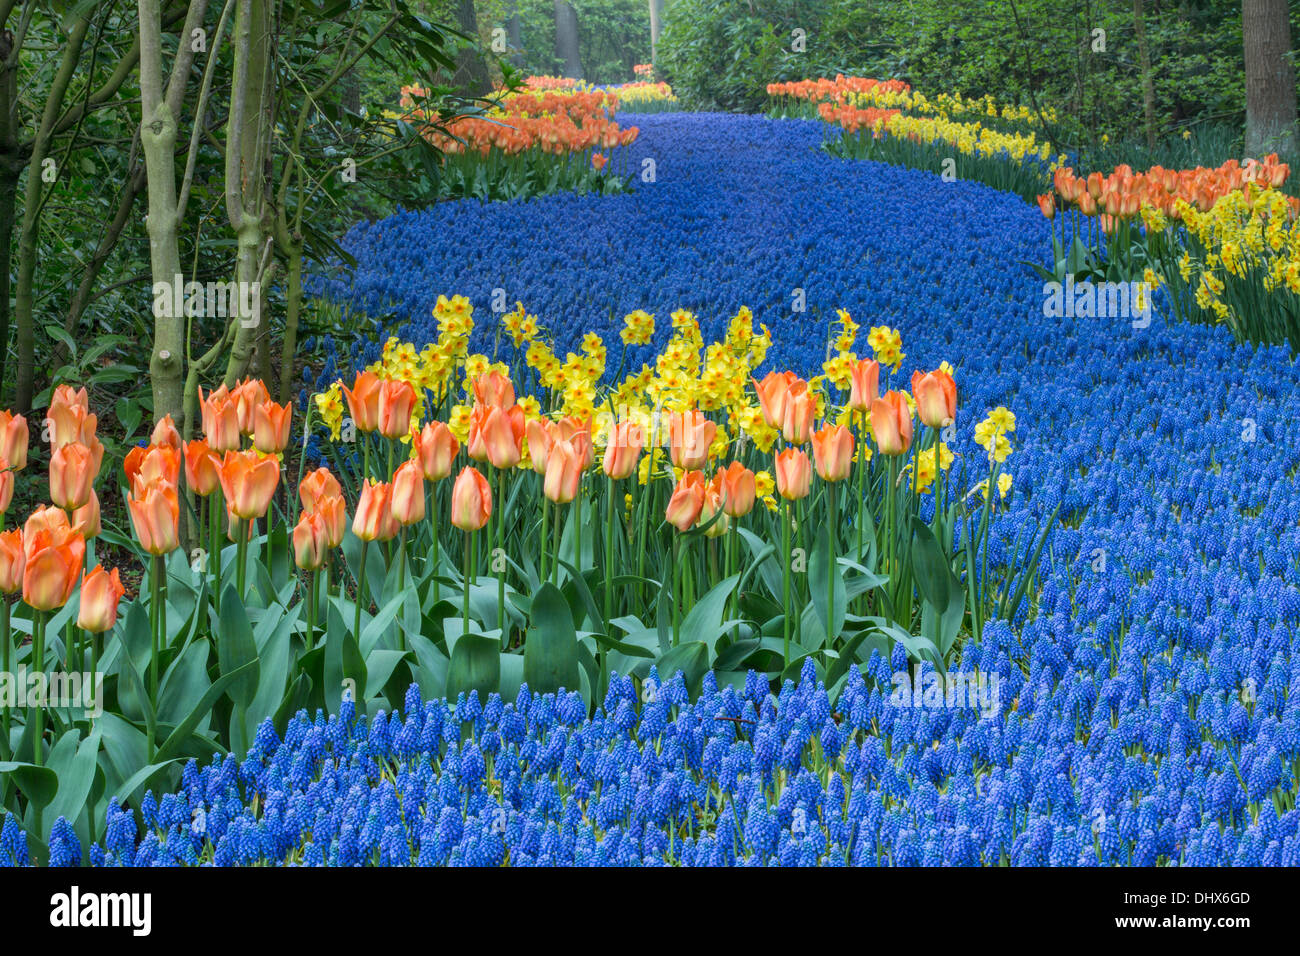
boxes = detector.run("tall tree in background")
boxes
[454,0,491,93]
[649,0,665,62]
[554,0,582,78]
[1243,0,1297,158]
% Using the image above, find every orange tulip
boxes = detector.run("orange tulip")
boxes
[315,493,348,548]
[871,391,913,456]
[781,379,816,444]
[353,480,399,542]
[391,460,426,525]
[50,384,89,413]
[543,439,583,504]
[23,504,70,547]
[472,371,516,409]
[254,399,293,454]
[293,512,331,570]
[299,467,343,513]
[22,525,85,610]
[0,529,23,593]
[0,412,28,470]
[668,409,716,470]
[602,420,643,479]
[199,384,242,452]
[468,403,524,469]
[555,415,594,469]
[911,368,957,430]
[232,378,270,434]
[77,565,125,633]
[717,461,756,517]
[183,439,222,496]
[341,370,382,433]
[665,470,707,531]
[72,489,101,539]
[812,424,854,482]
[775,447,812,500]
[128,480,180,555]
[699,473,729,538]
[413,422,459,480]
[1036,193,1056,219]
[525,418,554,474]
[50,442,96,511]
[219,449,280,520]
[0,463,11,514]
[847,358,880,412]
[151,414,182,450]
[376,379,417,440]
[46,396,97,450]
[450,466,492,532]
[125,443,177,492]
[753,371,799,428]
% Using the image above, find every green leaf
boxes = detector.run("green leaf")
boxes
[44,729,101,842]
[154,660,258,763]
[217,584,261,707]
[678,574,740,653]
[157,639,212,727]
[0,761,57,808]
[523,583,581,695]
[655,641,709,697]
[809,527,847,642]
[910,517,955,612]
[445,634,500,702]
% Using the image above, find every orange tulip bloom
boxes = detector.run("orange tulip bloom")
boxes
[911,368,957,430]
[219,449,281,520]
[871,391,913,456]
[390,460,426,525]
[199,384,242,452]
[128,480,180,555]
[699,473,729,538]
[847,358,880,412]
[49,441,96,510]
[50,384,89,413]
[450,466,492,532]
[233,378,270,434]
[555,415,593,469]
[353,479,399,542]
[525,418,554,474]
[0,412,28,470]
[0,463,11,514]
[299,467,343,514]
[293,512,331,571]
[183,439,222,496]
[341,370,382,433]
[125,443,181,495]
[78,565,125,633]
[591,152,608,172]
[1036,193,1056,219]
[376,379,418,440]
[151,414,182,449]
[781,379,816,445]
[254,399,293,454]
[717,461,756,517]
[775,447,812,500]
[812,424,854,482]
[315,493,348,548]
[543,439,583,504]
[467,403,524,469]
[668,409,716,470]
[22,524,85,611]
[602,420,643,479]
[23,505,70,548]
[413,422,459,480]
[0,529,23,593]
[665,470,707,532]
[753,371,799,428]
[46,397,97,450]
[472,371,516,409]
[72,489,101,539]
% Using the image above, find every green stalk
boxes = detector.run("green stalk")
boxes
[150,554,163,702]
[603,474,615,627]
[0,599,9,743]
[211,486,223,614]
[31,611,44,767]
[540,492,550,583]
[782,496,792,666]
[552,502,563,587]
[827,485,837,646]
[307,569,318,652]
[354,539,369,641]
[463,532,474,636]
[673,534,682,646]
[496,468,506,636]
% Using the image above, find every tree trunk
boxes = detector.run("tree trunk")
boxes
[0,20,18,402]
[554,0,582,79]
[505,4,523,66]
[649,0,665,62]
[1243,0,1298,158]
[1133,0,1157,149]
[453,0,490,95]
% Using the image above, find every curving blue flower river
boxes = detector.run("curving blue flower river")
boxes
[13,112,1300,866]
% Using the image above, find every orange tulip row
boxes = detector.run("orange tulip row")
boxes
[0,386,124,632]
[1042,155,1294,222]
[766,76,912,102]
[815,102,901,134]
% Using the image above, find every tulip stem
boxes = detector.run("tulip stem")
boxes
[496,469,506,638]
[307,570,318,652]
[429,486,440,602]
[211,487,223,616]
[672,534,682,646]
[603,475,615,628]
[236,518,249,599]
[782,497,792,667]
[355,540,369,643]
[551,502,562,587]
[539,493,549,583]
[827,487,837,647]
[0,599,8,744]
[463,533,473,636]
[150,555,163,705]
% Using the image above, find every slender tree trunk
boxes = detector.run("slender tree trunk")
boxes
[649,0,665,62]
[1243,0,1298,158]
[0,17,19,401]
[453,0,490,95]
[554,0,582,79]
[505,4,523,66]
[1133,0,1157,149]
